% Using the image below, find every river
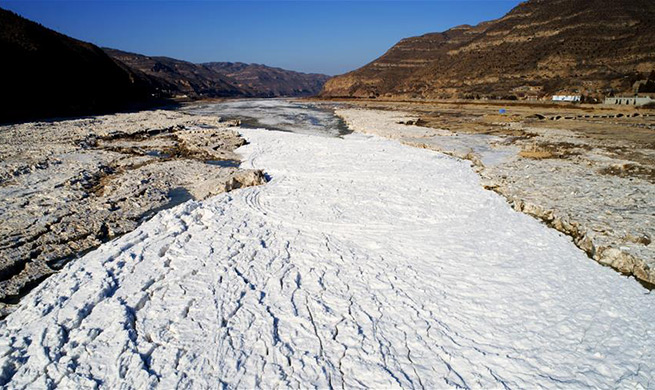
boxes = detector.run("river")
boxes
[2,100,653,389]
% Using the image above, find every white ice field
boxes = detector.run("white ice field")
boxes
[1,102,653,389]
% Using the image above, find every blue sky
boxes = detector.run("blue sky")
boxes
[1,1,521,75]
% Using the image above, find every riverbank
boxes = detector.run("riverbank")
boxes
[0,110,265,316]
[2,117,653,388]
[333,101,655,287]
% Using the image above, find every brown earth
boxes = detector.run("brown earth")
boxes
[332,99,655,150]
[365,100,655,182]
[203,62,330,97]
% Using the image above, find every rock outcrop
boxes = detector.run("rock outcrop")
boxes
[321,0,655,100]
[0,111,266,316]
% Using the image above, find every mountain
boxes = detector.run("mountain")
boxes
[0,8,166,123]
[0,7,330,123]
[321,0,655,100]
[104,49,247,99]
[203,62,330,97]
[105,49,330,98]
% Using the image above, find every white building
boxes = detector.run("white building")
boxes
[552,95,581,102]
[604,95,654,106]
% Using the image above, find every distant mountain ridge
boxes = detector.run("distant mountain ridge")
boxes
[0,7,330,123]
[321,0,655,100]
[103,49,247,99]
[203,62,330,98]
[105,49,330,99]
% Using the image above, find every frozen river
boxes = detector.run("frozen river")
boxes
[1,100,653,389]
[184,99,351,137]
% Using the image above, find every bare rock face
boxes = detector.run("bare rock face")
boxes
[103,49,247,99]
[0,111,266,315]
[321,0,655,100]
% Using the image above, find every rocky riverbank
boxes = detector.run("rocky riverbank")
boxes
[336,103,655,287]
[0,110,266,316]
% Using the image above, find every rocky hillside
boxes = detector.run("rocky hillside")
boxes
[203,62,330,97]
[0,8,166,123]
[106,49,329,98]
[321,0,655,100]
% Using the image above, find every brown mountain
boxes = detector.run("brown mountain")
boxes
[0,6,330,124]
[104,49,247,98]
[321,0,655,100]
[105,49,330,98]
[203,62,330,97]
[0,8,167,123]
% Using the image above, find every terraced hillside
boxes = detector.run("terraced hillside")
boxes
[321,0,655,100]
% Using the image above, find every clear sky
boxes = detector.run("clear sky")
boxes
[1,1,521,76]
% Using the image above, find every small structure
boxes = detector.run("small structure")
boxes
[552,95,581,102]
[604,95,654,106]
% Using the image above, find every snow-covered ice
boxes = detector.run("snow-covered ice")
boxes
[335,107,655,286]
[1,112,654,388]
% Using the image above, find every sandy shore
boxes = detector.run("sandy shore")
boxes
[332,101,655,287]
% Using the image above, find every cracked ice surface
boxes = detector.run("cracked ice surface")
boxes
[1,127,654,389]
